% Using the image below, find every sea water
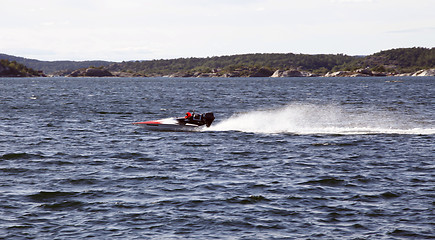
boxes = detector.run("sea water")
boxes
[0,77,434,239]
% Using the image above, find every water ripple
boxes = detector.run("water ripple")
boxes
[0,77,433,239]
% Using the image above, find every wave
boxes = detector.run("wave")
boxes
[0,152,46,160]
[207,104,435,135]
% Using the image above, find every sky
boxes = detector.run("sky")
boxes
[1,0,434,61]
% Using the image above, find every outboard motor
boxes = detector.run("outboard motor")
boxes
[202,112,215,127]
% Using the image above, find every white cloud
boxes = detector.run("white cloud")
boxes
[1,0,434,60]
[330,0,374,2]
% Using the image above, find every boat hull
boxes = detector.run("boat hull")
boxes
[132,119,201,131]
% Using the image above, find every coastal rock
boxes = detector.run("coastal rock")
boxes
[168,73,181,77]
[111,71,144,77]
[412,69,435,76]
[271,69,314,77]
[395,73,413,77]
[349,73,370,77]
[272,70,302,77]
[355,69,373,76]
[249,68,274,77]
[197,73,212,78]
[285,70,314,77]
[372,72,387,77]
[169,72,195,77]
[85,68,113,77]
[271,70,282,77]
[68,70,82,77]
[222,72,240,78]
[324,71,352,77]
[325,70,387,77]
[68,68,113,77]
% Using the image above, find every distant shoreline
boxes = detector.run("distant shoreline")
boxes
[50,67,435,78]
[1,47,434,78]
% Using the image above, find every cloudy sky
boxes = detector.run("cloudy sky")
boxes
[1,0,434,61]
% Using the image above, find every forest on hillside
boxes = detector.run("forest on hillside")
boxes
[106,53,358,76]
[1,47,434,77]
[105,47,435,76]
[0,54,112,74]
[336,47,435,73]
[0,59,45,77]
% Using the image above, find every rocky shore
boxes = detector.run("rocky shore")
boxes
[44,67,435,78]
[3,47,435,78]
[158,68,435,78]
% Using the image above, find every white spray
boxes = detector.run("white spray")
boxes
[208,103,435,135]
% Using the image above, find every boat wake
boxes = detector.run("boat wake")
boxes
[207,104,435,135]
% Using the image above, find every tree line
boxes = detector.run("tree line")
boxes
[1,47,434,76]
[106,47,435,76]
[106,53,358,76]
[334,47,435,73]
[0,59,45,77]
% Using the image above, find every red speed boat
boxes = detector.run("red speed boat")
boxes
[133,111,215,131]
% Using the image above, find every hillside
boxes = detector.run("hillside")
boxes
[0,59,45,77]
[336,47,435,73]
[1,47,434,77]
[0,54,113,74]
[105,47,435,77]
[106,53,358,77]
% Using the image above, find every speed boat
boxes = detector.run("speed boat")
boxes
[133,112,215,131]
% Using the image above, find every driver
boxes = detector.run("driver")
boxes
[185,112,192,119]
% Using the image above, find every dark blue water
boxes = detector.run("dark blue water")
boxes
[1,77,434,239]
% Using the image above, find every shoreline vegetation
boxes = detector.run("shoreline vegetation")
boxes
[1,47,434,78]
[0,59,45,77]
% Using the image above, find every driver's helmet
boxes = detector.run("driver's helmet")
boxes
[185,112,192,119]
